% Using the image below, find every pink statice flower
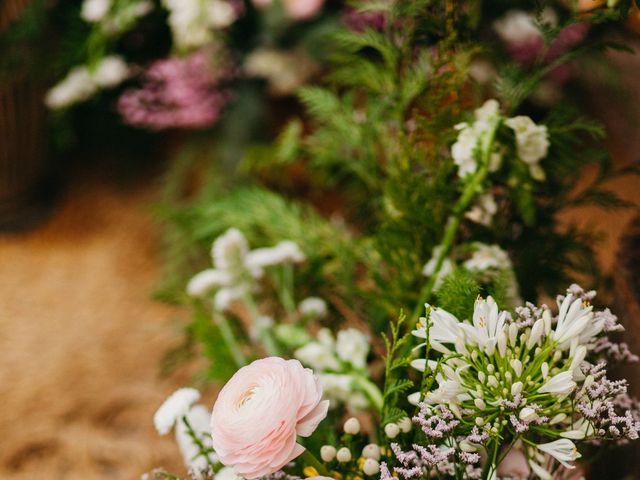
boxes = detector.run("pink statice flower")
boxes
[117,50,231,130]
[342,5,386,32]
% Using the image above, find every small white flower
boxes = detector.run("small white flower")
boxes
[465,193,498,226]
[154,388,201,435]
[459,296,508,355]
[464,243,512,272]
[560,429,586,440]
[539,371,576,397]
[504,116,550,180]
[536,439,581,468]
[245,240,306,270]
[212,228,251,274]
[244,48,320,96]
[553,295,594,347]
[93,55,129,88]
[336,328,369,369]
[216,467,241,480]
[422,246,454,290]
[519,407,538,422]
[493,10,542,46]
[528,460,552,480]
[294,339,340,371]
[413,306,462,351]
[45,67,97,109]
[81,0,112,22]
[213,284,249,311]
[162,0,237,49]
[298,297,328,318]
[320,445,337,462]
[187,269,232,297]
[452,100,502,178]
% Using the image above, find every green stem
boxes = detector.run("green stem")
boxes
[182,416,216,470]
[244,293,281,356]
[213,310,247,369]
[410,115,501,323]
[354,373,384,413]
[299,449,331,477]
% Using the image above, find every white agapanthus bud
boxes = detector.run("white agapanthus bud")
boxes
[550,413,567,425]
[363,458,380,476]
[474,398,487,410]
[398,417,413,433]
[336,447,352,463]
[320,445,337,462]
[560,430,586,440]
[519,407,538,422]
[497,331,508,357]
[509,323,519,346]
[488,375,499,388]
[384,423,400,439]
[527,319,545,349]
[362,444,381,460]
[539,371,576,396]
[536,439,581,468]
[510,359,523,377]
[344,417,361,435]
[541,362,549,379]
[511,381,523,396]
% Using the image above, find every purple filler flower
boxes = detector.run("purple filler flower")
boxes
[118,50,231,130]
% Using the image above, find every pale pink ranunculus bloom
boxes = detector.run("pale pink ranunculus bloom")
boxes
[210,357,330,479]
[497,448,530,480]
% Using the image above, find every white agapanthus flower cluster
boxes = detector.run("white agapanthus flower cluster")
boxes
[408,285,640,477]
[162,0,238,50]
[187,228,306,311]
[294,327,370,410]
[451,99,549,181]
[45,56,129,109]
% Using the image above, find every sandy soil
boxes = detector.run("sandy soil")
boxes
[0,177,194,479]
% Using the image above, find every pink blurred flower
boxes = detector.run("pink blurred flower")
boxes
[497,448,530,480]
[210,357,329,479]
[342,5,386,32]
[117,50,230,130]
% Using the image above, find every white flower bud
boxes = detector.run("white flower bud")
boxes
[549,413,567,425]
[320,445,336,462]
[560,430,586,440]
[487,364,495,373]
[519,407,538,422]
[478,371,486,383]
[398,417,412,433]
[459,440,477,452]
[541,362,549,379]
[528,319,544,349]
[510,359,523,377]
[363,458,380,476]
[362,444,380,460]
[344,417,361,435]
[384,423,400,439]
[336,447,352,463]
[475,417,485,426]
[543,309,552,334]
[511,381,523,396]
[497,331,508,357]
[509,323,519,346]
[474,398,487,410]
[488,375,499,388]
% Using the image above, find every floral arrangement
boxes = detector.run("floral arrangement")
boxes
[148,277,640,480]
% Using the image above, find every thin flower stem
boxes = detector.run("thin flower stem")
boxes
[182,416,217,470]
[212,309,247,368]
[354,373,384,412]
[299,448,331,477]
[410,115,502,323]
[243,293,281,356]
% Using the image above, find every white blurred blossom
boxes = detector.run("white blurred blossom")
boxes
[93,56,129,87]
[336,328,369,370]
[298,297,328,319]
[81,0,112,22]
[422,245,454,290]
[154,388,201,435]
[465,192,497,226]
[244,48,319,96]
[505,116,549,180]
[162,0,237,50]
[464,243,512,272]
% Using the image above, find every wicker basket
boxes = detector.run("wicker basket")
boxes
[0,0,48,231]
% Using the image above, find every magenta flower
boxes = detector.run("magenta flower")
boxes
[117,50,231,130]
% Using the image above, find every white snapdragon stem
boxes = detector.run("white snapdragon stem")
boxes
[410,114,502,322]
